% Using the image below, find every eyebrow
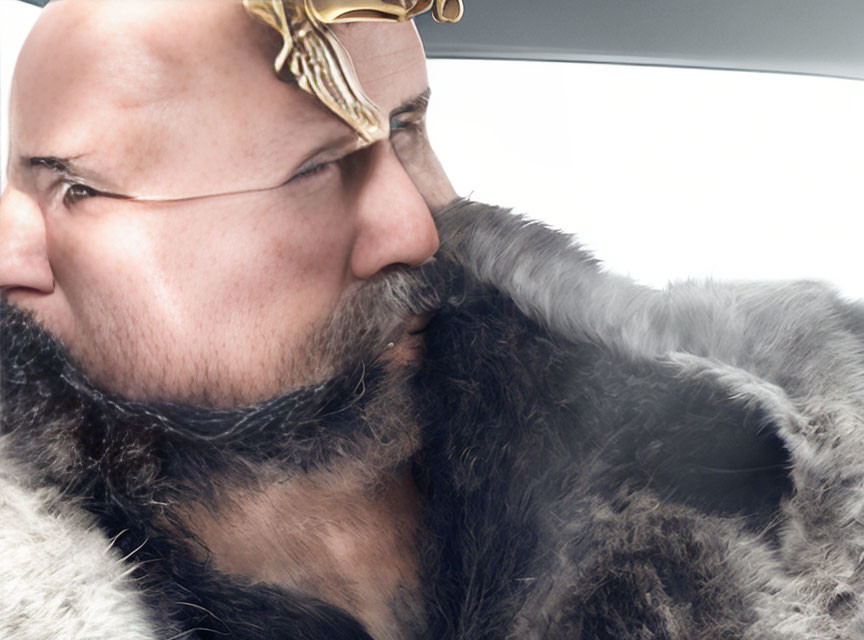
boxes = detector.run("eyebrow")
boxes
[27,155,128,197]
[21,89,434,203]
[285,89,433,176]
[389,87,431,120]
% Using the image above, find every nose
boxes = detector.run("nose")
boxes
[0,185,55,294]
[349,141,440,280]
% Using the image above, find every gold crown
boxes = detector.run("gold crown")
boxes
[243,0,463,143]
[305,0,463,23]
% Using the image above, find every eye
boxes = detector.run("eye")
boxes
[390,114,424,135]
[390,113,431,170]
[287,159,341,188]
[62,181,100,207]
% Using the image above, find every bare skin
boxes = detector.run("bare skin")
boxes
[181,463,426,640]
[0,0,453,407]
[0,1,458,635]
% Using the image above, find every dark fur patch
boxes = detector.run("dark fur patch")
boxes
[5,200,850,639]
[414,280,793,639]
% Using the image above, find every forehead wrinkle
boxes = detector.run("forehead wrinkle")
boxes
[16,0,373,196]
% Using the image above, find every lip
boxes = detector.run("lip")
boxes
[379,311,436,366]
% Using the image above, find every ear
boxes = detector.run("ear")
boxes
[598,352,803,534]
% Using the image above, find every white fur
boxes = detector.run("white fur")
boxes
[0,437,157,640]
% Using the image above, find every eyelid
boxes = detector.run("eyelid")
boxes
[290,133,366,176]
[391,118,423,131]
[390,109,427,131]
[32,159,112,199]
[288,144,361,184]
[289,158,333,184]
[32,157,89,187]
[62,178,121,198]
[61,180,100,207]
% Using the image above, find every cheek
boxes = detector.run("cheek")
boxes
[45,197,358,353]
[163,197,358,331]
[43,208,185,349]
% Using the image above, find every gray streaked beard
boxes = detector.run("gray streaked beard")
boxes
[0,257,455,640]
[299,260,448,387]
[0,258,452,499]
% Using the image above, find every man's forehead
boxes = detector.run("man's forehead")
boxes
[10,0,411,195]
[22,0,265,97]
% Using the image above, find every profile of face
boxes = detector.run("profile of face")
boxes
[0,0,456,407]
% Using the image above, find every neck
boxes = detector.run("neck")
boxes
[179,459,426,640]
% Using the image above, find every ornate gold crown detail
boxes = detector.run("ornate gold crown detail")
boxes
[243,0,463,143]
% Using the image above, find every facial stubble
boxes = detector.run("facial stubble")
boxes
[44,259,445,410]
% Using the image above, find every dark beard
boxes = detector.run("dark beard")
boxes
[0,199,806,640]
[0,258,450,480]
[0,258,456,639]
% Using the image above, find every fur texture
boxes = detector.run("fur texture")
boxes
[437,200,864,637]
[3,199,864,638]
[0,437,159,640]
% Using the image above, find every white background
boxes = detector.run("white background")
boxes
[1,0,37,185]
[3,0,864,299]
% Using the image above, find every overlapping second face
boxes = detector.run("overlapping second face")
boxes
[0,0,456,407]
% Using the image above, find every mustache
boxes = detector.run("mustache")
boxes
[305,259,452,378]
[0,259,454,452]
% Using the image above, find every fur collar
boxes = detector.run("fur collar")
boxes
[3,200,864,638]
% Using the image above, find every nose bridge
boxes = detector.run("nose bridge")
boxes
[0,184,55,293]
[349,141,440,280]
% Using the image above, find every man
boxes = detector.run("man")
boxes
[0,0,452,406]
[1,0,459,636]
[3,1,864,639]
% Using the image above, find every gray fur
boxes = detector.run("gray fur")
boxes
[437,199,864,638]
[0,436,158,640]
[3,198,864,638]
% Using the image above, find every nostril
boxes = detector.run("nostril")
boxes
[0,253,56,294]
[0,284,54,304]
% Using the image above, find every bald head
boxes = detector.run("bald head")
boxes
[12,0,324,198]
[25,0,274,105]
[0,0,454,406]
